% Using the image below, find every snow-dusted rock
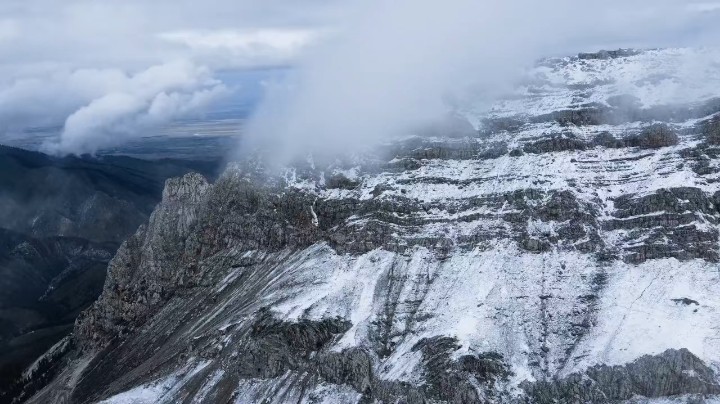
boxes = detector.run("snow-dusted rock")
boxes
[23,48,720,403]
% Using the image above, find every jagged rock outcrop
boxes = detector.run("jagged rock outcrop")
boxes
[525,349,720,402]
[578,49,642,60]
[592,132,625,149]
[523,135,588,154]
[604,187,720,263]
[703,115,720,145]
[20,48,720,403]
[627,124,679,149]
[74,173,213,347]
[325,174,360,190]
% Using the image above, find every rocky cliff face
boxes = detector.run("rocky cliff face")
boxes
[22,48,720,403]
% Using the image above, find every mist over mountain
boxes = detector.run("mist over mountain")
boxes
[1,1,720,157]
[239,0,720,165]
[3,1,720,404]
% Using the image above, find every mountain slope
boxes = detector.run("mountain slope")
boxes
[0,146,224,402]
[0,229,114,390]
[23,48,720,403]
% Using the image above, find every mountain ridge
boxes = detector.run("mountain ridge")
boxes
[19,48,720,403]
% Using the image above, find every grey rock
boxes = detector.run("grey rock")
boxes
[481,117,526,134]
[605,188,720,263]
[326,174,360,190]
[702,115,720,145]
[578,49,642,60]
[532,104,609,127]
[627,124,679,149]
[524,349,720,403]
[523,135,589,154]
[592,132,625,149]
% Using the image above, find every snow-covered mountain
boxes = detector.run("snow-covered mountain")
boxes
[20,48,720,403]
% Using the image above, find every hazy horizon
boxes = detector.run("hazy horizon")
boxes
[2,1,720,157]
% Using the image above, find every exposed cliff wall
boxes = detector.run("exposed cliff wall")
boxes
[22,48,720,404]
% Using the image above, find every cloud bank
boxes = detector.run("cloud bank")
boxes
[2,0,720,155]
[0,0,337,154]
[44,62,228,154]
[241,0,720,163]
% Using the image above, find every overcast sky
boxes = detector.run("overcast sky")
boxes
[0,0,342,154]
[1,0,720,155]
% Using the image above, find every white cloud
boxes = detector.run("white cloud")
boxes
[159,29,316,54]
[1,0,720,156]
[158,28,321,69]
[0,19,19,42]
[688,2,720,12]
[0,0,339,154]
[241,0,720,164]
[39,61,228,155]
[0,0,338,71]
